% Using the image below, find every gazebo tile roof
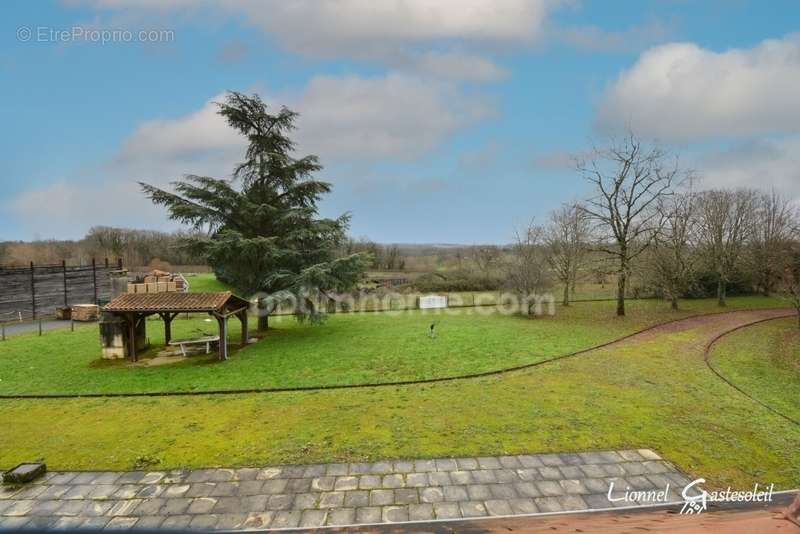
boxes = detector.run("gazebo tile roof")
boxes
[103,291,249,313]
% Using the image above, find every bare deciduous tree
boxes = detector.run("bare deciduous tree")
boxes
[750,191,797,295]
[697,189,757,307]
[545,203,591,306]
[647,190,699,310]
[471,245,501,278]
[780,247,800,329]
[505,222,551,317]
[578,134,680,316]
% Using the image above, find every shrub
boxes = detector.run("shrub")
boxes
[413,270,503,292]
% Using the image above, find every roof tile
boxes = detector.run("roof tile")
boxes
[103,291,249,313]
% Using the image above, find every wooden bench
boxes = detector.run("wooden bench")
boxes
[168,335,220,356]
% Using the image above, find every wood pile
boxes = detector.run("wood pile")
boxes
[71,304,100,321]
[127,271,186,294]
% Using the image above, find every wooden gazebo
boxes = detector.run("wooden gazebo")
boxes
[103,291,250,361]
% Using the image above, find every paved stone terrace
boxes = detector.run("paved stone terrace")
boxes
[0,449,693,531]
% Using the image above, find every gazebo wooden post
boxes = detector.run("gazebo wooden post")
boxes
[159,312,178,345]
[238,310,248,346]
[216,313,228,361]
[127,313,137,362]
[158,313,168,345]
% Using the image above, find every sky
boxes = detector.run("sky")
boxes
[1,1,799,244]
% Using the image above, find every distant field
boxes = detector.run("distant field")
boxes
[187,272,620,312]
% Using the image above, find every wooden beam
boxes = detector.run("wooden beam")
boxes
[160,312,173,345]
[238,310,248,347]
[217,315,228,361]
[127,313,137,362]
[217,305,249,318]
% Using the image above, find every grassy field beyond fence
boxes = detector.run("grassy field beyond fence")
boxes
[184,273,620,314]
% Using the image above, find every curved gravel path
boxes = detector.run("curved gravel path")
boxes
[600,307,793,348]
[703,311,800,427]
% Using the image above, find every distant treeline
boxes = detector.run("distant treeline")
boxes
[0,229,484,272]
[0,226,206,268]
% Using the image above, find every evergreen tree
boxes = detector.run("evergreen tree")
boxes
[141,92,370,329]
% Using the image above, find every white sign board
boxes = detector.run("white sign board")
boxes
[419,295,448,309]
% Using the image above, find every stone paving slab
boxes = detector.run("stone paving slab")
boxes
[0,449,693,531]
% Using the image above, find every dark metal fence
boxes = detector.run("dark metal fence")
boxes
[0,259,122,321]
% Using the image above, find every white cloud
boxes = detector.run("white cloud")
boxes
[408,51,508,82]
[295,74,493,160]
[10,96,244,238]
[251,0,554,58]
[697,136,800,201]
[597,34,800,141]
[10,73,492,236]
[117,73,492,165]
[87,0,555,53]
[79,0,556,83]
[10,181,171,238]
[115,94,242,171]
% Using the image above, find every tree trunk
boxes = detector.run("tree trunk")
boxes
[528,300,537,318]
[616,269,626,317]
[717,277,727,307]
[562,283,570,307]
[671,295,679,311]
[256,297,269,331]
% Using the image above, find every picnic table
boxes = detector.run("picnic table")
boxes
[168,335,220,356]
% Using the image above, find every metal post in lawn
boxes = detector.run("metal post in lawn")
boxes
[38,319,42,336]
[71,319,74,332]
[1,323,5,341]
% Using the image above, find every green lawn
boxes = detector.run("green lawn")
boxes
[0,297,783,395]
[185,272,232,293]
[0,298,797,491]
[709,317,800,418]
